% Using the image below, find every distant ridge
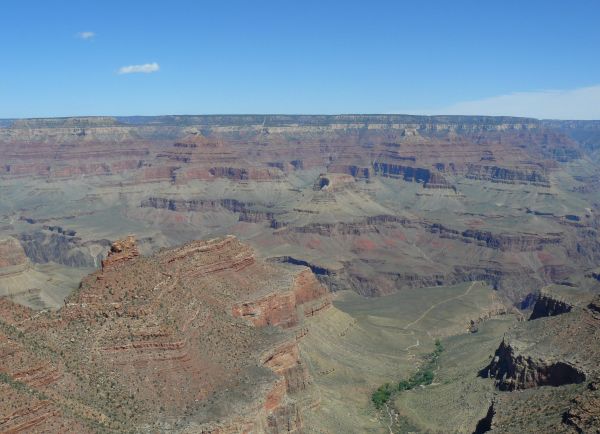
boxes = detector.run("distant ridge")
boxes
[2,114,541,129]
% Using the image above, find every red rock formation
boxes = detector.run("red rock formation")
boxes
[100,235,139,270]
[231,267,330,328]
[0,236,330,433]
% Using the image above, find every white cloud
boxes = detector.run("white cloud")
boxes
[118,62,160,75]
[404,84,600,120]
[77,31,95,40]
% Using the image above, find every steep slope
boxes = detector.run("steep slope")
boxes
[0,235,330,433]
[477,288,600,433]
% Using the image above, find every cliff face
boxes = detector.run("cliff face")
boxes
[529,294,573,320]
[231,269,330,329]
[100,235,139,270]
[0,236,330,433]
[17,228,107,268]
[1,114,598,307]
[484,339,586,391]
[479,290,600,433]
[0,237,28,272]
[465,164,549,186]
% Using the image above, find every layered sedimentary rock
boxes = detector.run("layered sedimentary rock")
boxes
[478,289,600,433]
[530,293,573,320]
[0,237,28,275]
[17,228,106,268]
[1,114,599,306]
[484,339,586,391]
[101,235,139,270]
[0,236,330,433]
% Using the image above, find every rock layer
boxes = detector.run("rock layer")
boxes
[479,288,600,433]
[0,236,330,433]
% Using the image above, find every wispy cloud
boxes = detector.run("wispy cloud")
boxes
[403,84,600,120]
[118,62,160,75]
[77,31,95,40]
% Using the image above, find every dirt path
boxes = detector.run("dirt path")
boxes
[375,282,480,432]
[404,336,420,360]
[384,402,395,434]
[403,281,478,330]
[404,338,419,351]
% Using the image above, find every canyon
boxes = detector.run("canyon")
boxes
[1,115,599,306]
[0,114,599,432]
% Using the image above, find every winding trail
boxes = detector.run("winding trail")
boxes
[404,338,419,351]
[401,281,478,360]
[403,281,478,330]
[384,403,394,434]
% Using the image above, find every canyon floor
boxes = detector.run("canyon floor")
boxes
[300,282,516,433]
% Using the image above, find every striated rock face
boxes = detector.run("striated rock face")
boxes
[426,223,562,252]
[101,235,139,270]
[465,164,549,186]
[0,236,329,433]
[528,286,596,320]
[2,114,598,308]
[529,294,573,320]
[479,286,600,433]
[483,339,586,391]
[370,162,454,188]
[0,237,28,273]
[2,114,599,311]
[231,268,330,329]
[232,291,298,328]
[141,196,280,226]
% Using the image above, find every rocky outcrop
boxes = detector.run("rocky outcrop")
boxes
[529,294,573,320]
[482,339,586,390]
[427,223,562,252]
[0,236,329,433]
[466,164,549,186]
[18,230,102,267]
[101,235,139,270]
[262,340,310,394]
[478,287,600,432]
[371,162,453,188]
[141,197,279,225]
[231,267,330,328]
[0,238,29,275]
[232,292,298,328]
[473,401,495,434]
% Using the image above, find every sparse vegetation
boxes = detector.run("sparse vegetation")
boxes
[372,340,445,409]
[371,383,393,409]
[398,339,444,391]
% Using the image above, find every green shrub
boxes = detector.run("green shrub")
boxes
[372,383,393,409]
[375,341,446,410]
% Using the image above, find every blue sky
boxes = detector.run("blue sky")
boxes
[2,0,600,118]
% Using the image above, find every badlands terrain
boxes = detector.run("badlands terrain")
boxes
[0,115,599,433]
